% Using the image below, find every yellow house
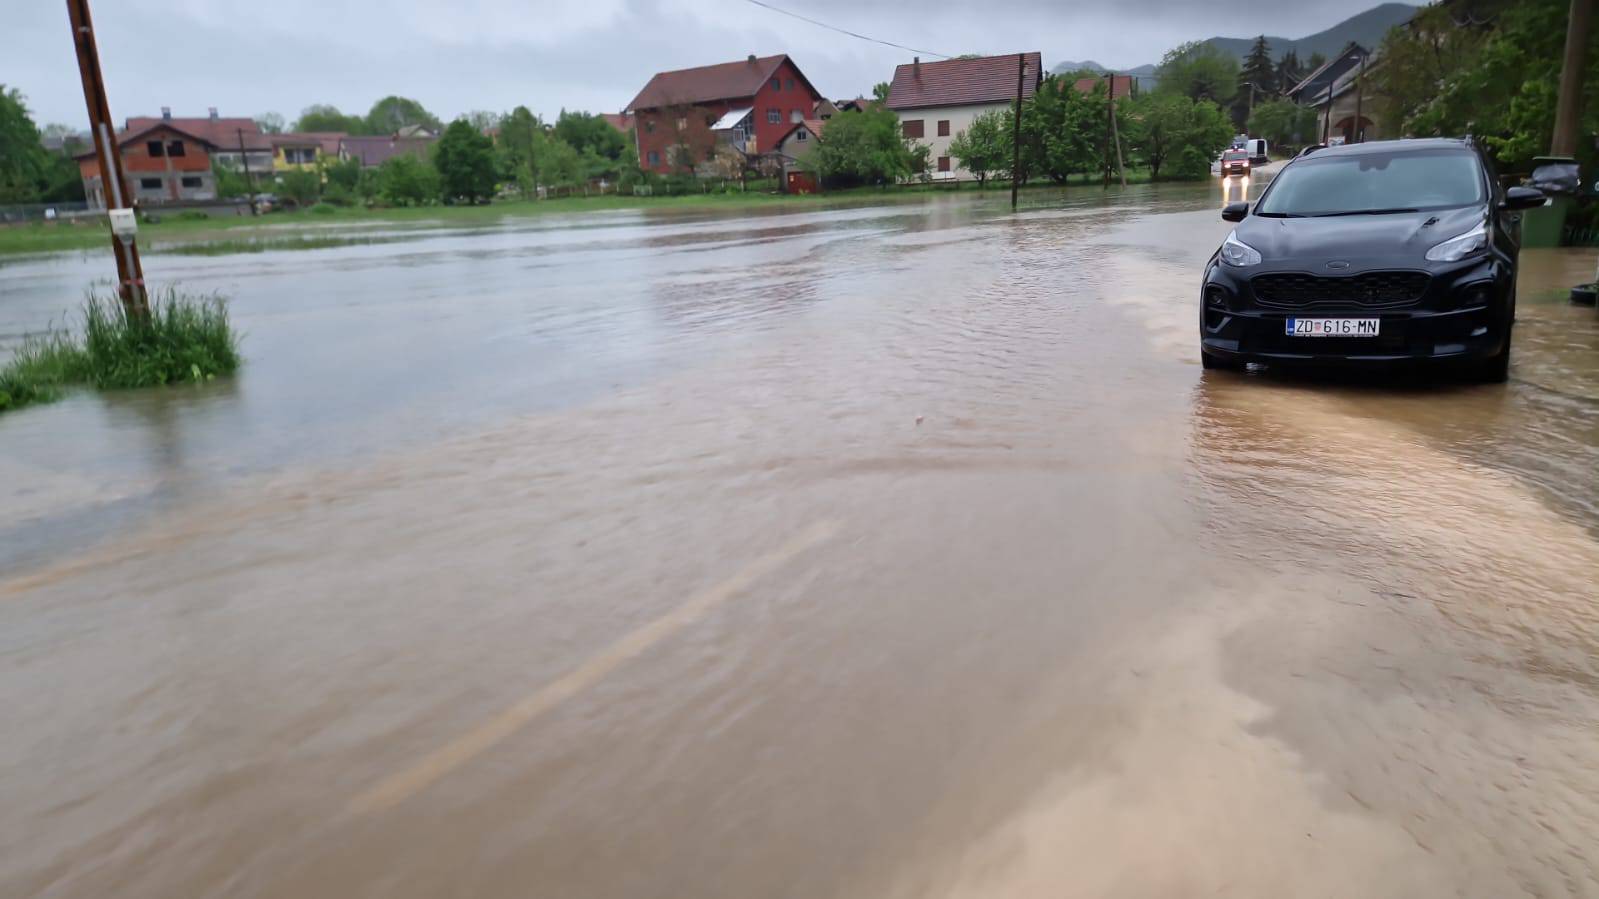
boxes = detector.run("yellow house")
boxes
[269,132,346,173]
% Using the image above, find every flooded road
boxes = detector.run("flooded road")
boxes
[3,181,1598,898]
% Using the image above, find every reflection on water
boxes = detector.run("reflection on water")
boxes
[2,181,1597,899]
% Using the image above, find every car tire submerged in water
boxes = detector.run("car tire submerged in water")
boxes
[1473,339,1511,383]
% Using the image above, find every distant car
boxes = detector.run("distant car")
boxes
[1199,137,1547,381]
[1221,149,1251,176]
[1247,138,1269,165]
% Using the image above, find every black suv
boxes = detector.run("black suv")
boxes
[1199,138,1546,381]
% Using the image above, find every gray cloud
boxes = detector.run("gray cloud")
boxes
[10,0,1383,129]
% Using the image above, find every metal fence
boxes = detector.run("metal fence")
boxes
[0,202,97,224]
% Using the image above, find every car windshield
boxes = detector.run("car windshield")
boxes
[1256,149,1484,216]
[1224,150,1247,160]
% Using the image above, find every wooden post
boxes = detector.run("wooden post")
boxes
[65,0,147,317]
[1011,52,1025,210]
[1103,77,1112,189]
[1552,0,1595,156]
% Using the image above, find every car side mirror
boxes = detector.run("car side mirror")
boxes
[1501,186,1546,211]
[1222,201,1249,222]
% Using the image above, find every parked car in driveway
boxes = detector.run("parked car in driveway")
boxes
[1199,137,1546,381]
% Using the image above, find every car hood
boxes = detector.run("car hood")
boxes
[1234,205,1485,267]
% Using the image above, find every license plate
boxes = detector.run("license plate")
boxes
[1285,317,1380,337]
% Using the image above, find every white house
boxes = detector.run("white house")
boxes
[885,52,1042,182]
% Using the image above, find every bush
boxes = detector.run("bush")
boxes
[308,202,338,215]
[0,333,89,412]
[81,289,239,389]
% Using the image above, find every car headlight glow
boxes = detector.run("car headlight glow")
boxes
[1219,231,1262,267]
[1425,220,1488,262]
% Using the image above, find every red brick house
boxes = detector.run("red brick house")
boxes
[76,122,219,209]
[1072,74,1137,99]
[625,54,823,174]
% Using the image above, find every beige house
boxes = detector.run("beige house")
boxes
[884,52,1041,182]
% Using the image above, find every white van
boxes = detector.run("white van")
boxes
[1247,138,1268,165]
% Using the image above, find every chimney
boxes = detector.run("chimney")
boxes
[208,107,218,121]
[161,106,171,120]
[913,57,920,77]
[748,54,757,63]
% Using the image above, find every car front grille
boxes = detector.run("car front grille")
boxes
[1250,271,1431,310]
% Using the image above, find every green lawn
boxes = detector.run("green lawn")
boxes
[0,172,1187,258]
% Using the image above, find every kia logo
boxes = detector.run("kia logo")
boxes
[1326,260,1351,270]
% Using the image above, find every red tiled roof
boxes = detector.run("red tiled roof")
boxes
[125,115,272,151]
[339,135,435,167]
[601,113,634,133]
[627,54,815,111]
[271,132,346,156]
[776,118,826,148]
[72,122,219,160]
[1072,74,1135,99]
[886,52,1042,110]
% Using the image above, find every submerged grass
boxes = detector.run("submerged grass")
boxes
[0,288,239,413]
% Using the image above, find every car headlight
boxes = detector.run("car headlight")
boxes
[1425,220,1488,262]
[1219,231,1262,267]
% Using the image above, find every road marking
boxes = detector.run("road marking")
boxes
[347,519,842,816]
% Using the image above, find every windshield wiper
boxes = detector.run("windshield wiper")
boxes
[1311,207,1421,217]
[1254,211,1306,218]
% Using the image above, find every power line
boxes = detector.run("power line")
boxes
[738,0,952,60]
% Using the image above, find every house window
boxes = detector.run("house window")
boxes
[770,77,780,91]
[937,120,950,137]
[647,150,660,166]
[790,109,803,123]
[786,78,795,91]
[645,119,656,133]
[766,108,780,124]
[146,140,165,157]
[139,177,162,189]
[937,156,951,172]
[167,140,185,156]
[181,175,202,188]
[677,117,687,131]
[796,129,808,142]
[901,119,924,139]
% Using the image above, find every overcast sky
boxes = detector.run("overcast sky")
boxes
[11,0,1385,130]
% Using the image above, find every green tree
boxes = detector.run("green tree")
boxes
[0,86,51,203]
[1155,41,1239,106]
[1306,52,1327,72]
[1375,0,1592,170]
[540,138,584,189]
[495,106,544,196]
[254,112,285,134]
[805,104,921,186]
[433,119,498,203]
[366,96,442,136]
[1246,98,1317,152]
[1125,93,1232,180]
[1276,50,1304,93]
[552,110,628,163]
[294,104,367,134]
[948,110,1009,187]
[1019,76,1104,183]
[1235,35,1277,126]
[377,154,439,206]
[279,168,322,206]
[872,82,892,103]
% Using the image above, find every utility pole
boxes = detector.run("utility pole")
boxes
[1011,52,1025,210]
[65,0,147,317]
[1353,54,1366,143]
[1106,76,1127,187]
[1103,77,1112,188]
[1552,0,1594,157]
[238,128,258,215]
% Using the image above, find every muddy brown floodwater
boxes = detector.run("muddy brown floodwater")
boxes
[2,179,1598,898]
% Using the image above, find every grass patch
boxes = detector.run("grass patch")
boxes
[0,289,240,413]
